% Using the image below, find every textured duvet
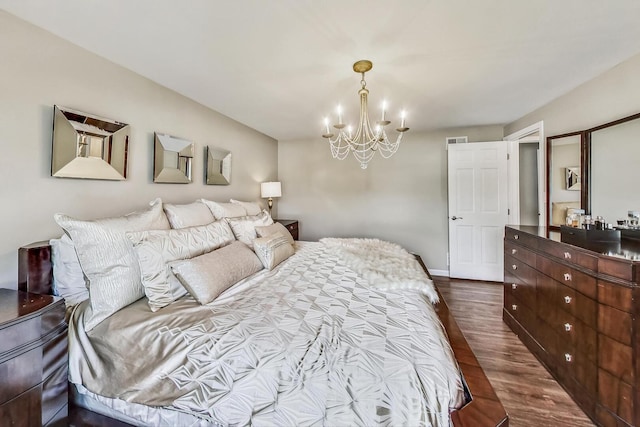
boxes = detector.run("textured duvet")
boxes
[68,241,466,426]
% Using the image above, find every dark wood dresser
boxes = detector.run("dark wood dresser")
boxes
[0,288,68,426]
[275,219,299,241]
[503,225,640,426]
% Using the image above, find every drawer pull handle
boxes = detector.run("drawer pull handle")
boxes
[511,283,517,290]
[565,353,573,363]
[511,248,517,255]
[563,273,572,281]
[511,304,517,311]
[564,323,572,332]
[564,296,572,304]
[512,264,517,270]
[514,234,519,240]
[564,252,572,259]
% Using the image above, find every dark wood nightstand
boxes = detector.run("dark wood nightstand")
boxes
[0,288,68,426]
[275,219,299,241]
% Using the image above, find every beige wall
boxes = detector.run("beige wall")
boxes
[0,12,278,289]
[277,126,504,273]
[505,52,640,138]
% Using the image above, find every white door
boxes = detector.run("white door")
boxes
[448,141,509,281]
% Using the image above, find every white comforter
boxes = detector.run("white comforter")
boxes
[69,241,466,426]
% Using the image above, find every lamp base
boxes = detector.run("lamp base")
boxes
[267,197,273,216]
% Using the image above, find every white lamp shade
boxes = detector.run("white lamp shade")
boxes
[261,181,282,198]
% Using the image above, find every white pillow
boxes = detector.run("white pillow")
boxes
[253,233,295,270]
[200,199,247,220]
[163,201,215,229]
[54,199,171,331]
[229,199,262,216]
[171,241,263,305]
[50,234,88,307]
[256,222,295,245]
[226,210,274,247]
[127,220,235,311]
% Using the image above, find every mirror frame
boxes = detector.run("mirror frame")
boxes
[545,130,585,229]
[584,112,640,216]
[205,146,231,185]
[51,105,130,180]
[153,133,194,184]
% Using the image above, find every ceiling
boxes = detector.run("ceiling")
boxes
[2,1,640,140]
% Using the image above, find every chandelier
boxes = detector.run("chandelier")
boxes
[322,60,409,169]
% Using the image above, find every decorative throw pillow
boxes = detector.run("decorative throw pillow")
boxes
[54,199,171,331]
[229,199,262,215]
[50,234,88,307]
[256,222,295,245]
[127,220,235,311]
[200,199,247,220]
[171,241,263,305]
[227,210,274,246]
[253,233,295,270]
[163,201,215,229]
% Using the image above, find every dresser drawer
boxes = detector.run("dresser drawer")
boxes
[505,227,538,249]
[598,369,634,426]
[556,343,597,396]
[598,303,632,346]
[599,334,633,385]
[556,282,597,328]
[553,313,597,362]
[0,385,42,427]
[0,347,42,405]
[537,255,597,299]
[504,266,536,312]
[505,291,537,335]
[539,239,598,272]
[597,280,633,313]
[505,241,536,266]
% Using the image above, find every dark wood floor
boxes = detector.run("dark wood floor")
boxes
[435,276,595,427]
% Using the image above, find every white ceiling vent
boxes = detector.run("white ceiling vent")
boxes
[446,136,468,144]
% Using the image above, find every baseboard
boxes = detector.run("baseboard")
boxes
[429,269,449,277]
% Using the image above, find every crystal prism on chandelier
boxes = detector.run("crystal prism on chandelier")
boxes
[322,60,409,169]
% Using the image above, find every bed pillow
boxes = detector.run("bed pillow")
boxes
[163,201,215,229]
[127,220,235,311]
[50,234,88,307]
[253,233,295,270]
[256,222,295,246]
[229,199,262,215]
[226,210,274,246]
[170,241,263,305]
[200,199,247,220]
[54,199,171,331]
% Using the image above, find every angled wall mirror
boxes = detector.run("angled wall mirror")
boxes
[51,105,129,180]
[153,133,194,184]
[205,146,231,185]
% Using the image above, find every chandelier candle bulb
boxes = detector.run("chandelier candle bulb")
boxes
[324,118,330,134]
[337,105,343,125]
[401,111,406,128]
[381,101,386,121]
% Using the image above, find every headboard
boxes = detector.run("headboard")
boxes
[18,241,54,295]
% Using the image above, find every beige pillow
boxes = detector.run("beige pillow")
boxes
[230,199,262,215]
[54,199,171,331]
[227,210,274,246]
[163,201,215,229]
[256,222,294,245]
[171,241,263,305]
[253,233,295,270]
[127,220,235,311]
[200,199,247,220]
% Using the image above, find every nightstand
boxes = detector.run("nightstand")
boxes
[0,288,68,426]
[275,219,299,240]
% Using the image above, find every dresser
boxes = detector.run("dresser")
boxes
[275,219,299,241]
[0,288,68,426]
[503,225,640,426]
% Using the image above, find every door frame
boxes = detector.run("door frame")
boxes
[504,121,545,226]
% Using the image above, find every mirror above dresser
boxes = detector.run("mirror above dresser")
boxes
[546,112,640,228]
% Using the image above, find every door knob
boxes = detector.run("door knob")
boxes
[451,216,463,220]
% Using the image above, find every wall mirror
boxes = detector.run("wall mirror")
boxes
[205,146,231,185]
[51,105,129,180]
[546,132,582,227]
[587,113,640,223]
[153,133,194,183]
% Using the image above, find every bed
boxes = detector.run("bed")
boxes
[17,200,508,426]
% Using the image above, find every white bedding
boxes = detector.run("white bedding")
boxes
[69,241,466,426]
